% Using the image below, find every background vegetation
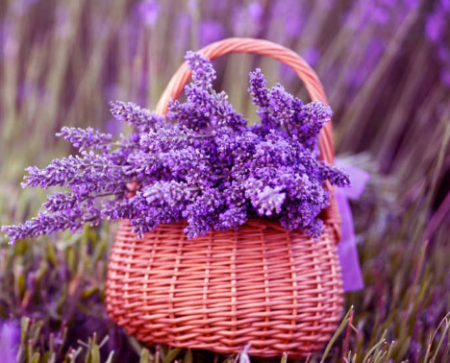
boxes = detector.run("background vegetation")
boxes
[0,0,449,362]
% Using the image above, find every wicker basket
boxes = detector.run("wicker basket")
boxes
[106,38,344,359]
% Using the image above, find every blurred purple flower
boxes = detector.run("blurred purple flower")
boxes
[425,0,450,87]
[199,20,226,47]
[174,12,191,49]
[371,0,403,24]
[403,0,420,9]
[0,321,19,363]
[426,13,444,42]
[438,47,450,63]
[343,0,416,31]
[278,63,296,84]
[232,2,264,37]
[303,47,320,67]
[441,0,450,10]
[346,37,384,89]
[18,82,33,101]
[441,69,450,86]
[136,0,159,27]
[272,0,305,39]
[103,84,124,106]
[248,2,263,21]
[372,7,389,24]
[205,1,228,13]
[188,0,198,9]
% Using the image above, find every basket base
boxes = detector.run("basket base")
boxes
[106,220,344,359]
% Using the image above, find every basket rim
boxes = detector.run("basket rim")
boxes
[117,217,338,238]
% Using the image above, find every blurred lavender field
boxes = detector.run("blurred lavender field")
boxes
[0,0,449,362]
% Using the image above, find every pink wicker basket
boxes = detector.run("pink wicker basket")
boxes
[106,38,343,359]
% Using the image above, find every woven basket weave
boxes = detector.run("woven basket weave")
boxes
[106,38,343,359]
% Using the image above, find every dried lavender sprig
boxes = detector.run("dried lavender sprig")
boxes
[109,101,165,132]
[56,127,112,152]
[185,50,217,88]
[21,152,126,190]
[248,68,270,108]
[2,207,101,242]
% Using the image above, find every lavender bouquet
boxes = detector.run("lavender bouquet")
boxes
[2,52,349,243]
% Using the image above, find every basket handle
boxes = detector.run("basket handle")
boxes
[155,37,341,238]
[156,37,335,165]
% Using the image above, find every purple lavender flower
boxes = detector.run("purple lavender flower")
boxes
[56,127,112,152]
[252,185,286,216]
[2,51,350,243]
[109,101,165,132]
[248,68,270,108]
[218,205,247,231]
[20,151,126,190]
[185,51,217,88]
[44,192,78,212]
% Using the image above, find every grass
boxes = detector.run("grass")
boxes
[0,0,449,362]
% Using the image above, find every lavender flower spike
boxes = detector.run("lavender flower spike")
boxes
[56,126,112,151]
[109,101,164,132]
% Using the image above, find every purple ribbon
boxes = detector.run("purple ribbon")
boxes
[0,321,19,363]
[335,160,370,292]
